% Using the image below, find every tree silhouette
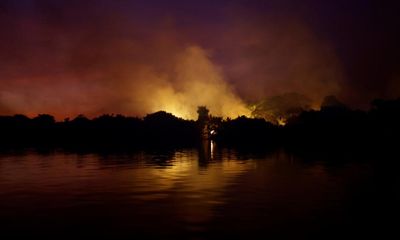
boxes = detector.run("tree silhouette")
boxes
[197,106,209,123]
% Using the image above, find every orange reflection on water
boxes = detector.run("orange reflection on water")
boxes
[125,143,256,226]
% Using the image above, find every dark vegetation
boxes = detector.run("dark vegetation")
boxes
[284,98,400,149]
[0,98,399,150]
[0,112,198,149]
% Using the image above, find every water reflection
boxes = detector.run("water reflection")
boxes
[128,142,257,229]
[0,147,398,238]
[0,146,257,236]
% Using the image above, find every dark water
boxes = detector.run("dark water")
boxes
[0,143,398,239]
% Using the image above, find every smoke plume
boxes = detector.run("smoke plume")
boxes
[131,46,251,119]
[6,1,397,118]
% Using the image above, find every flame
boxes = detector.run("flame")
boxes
[276,117,286,126]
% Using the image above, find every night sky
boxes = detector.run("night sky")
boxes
[0,0,399,119]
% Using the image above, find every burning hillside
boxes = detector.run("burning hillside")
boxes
[250,93,313,125]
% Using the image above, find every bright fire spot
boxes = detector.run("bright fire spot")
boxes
[277,117,287,126]
[311,102,321,111]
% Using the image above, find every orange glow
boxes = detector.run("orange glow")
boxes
[0,4,345,119]
[277,118,287,126]
[134,46,251,119]
[311,102,322,111]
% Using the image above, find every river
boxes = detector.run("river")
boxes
[0,142,398,239]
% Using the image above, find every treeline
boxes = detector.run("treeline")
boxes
[0,111,198,148]
[283,98,400,148]
[0,98,399,149]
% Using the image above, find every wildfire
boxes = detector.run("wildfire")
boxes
[277,117,287,126]
[137,46,251,120]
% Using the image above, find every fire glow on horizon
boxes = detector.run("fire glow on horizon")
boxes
[2,1,399,119]
[138,46,251,120]
[0,1,344,120]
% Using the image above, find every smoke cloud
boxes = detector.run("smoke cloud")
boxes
[210,10,343,107]
[3,0,396,118]
[130,46,250,119]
